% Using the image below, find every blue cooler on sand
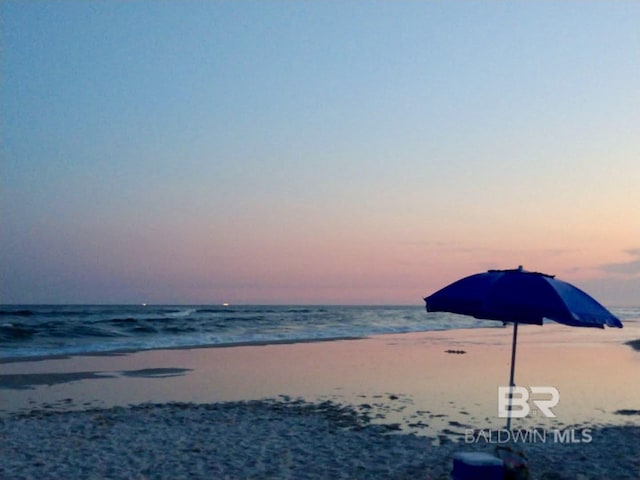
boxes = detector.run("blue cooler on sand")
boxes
[451,452,504,480]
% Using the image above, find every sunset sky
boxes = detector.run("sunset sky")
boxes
[1,1,638,305]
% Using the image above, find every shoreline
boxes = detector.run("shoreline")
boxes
[2,326,638,421]
[0,335,368,365]
[2,326,639,479]
[2,335,639,391]
[2,325,639,365]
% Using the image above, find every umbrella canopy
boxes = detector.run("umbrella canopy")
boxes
[424,266,622,328]
[424,266,622,429]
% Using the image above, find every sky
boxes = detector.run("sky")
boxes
[1,1,638,306]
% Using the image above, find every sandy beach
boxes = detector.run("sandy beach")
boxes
[2,325,639,479]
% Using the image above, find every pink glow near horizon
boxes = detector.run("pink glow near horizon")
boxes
[1,2,638,305]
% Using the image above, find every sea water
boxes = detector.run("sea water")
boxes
[1,305,638,360]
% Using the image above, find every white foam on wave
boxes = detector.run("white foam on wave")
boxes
[166,308,196,318]
[2,306,636,361]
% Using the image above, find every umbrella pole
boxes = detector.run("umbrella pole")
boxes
[506,321,518,430]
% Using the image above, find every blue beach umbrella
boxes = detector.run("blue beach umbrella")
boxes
[424,266,622,429]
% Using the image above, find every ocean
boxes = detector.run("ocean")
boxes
[1,305,638,360]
